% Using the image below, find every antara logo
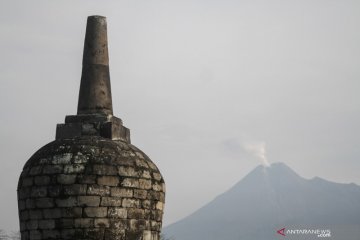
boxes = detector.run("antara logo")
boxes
[277,228,286,236]
[276,227,331,238]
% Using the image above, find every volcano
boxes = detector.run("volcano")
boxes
[163,163,360,240]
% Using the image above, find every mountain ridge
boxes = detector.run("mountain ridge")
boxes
[163,162,360,240]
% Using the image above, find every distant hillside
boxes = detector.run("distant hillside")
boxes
[163,163,360,240]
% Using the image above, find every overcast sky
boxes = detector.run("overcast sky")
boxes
[0,0,359,232]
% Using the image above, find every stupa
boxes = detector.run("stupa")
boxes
[17,16,165,240]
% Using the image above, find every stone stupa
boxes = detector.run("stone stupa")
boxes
[17,15,165,240]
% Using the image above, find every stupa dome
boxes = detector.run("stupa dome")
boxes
[17,16,165,240]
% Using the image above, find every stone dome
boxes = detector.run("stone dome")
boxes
[18,137,165,240]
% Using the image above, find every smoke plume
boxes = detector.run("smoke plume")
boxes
[243,142,270,167]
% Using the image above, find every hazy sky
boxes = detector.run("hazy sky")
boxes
[0,0,359,232]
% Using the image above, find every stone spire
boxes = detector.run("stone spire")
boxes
[77,16,113,115]
[55,16,130,142]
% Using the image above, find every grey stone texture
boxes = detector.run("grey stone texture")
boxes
[18,137,165,240]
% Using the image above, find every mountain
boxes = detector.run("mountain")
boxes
[163,163,360,240]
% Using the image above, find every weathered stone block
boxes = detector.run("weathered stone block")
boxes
[84,207,107,217]
[108,207,127,219]
[78,196,100,207]
[98,176,119,186]
[122,198,140,208]
[18,187,31,199]
[119,151,131,158]
[127,230,143,240]
[43,165,63,174]
[31,186,47,198]
[78,174,97,184]
[64,164,85,174]
[18,200,26,210]
[100,117,130,142]
[134,189,147,199]
[111,188,133,197]
[143,230,152,240]
[65,114,108,124]
[22,177,33,187]
[141,170,152,179]
[121,178,139,188]
[155,201,164,211]
[142,200,151,209]
[147,162,158,171]
[60,229,74,239]
[29,166,42,176]
[26,199,36,209]
[84,228,105,240]
[135,152,145,159]
[38,219,55,229]
[56,197,77,207]
[73,153,89,164]
[43,208,61,219]
[129,219,147,231]
[151,210,163,221]
[74,218,94,228]
[118,166,138,177]
[34,176,50,185]
[81,123,98,135]
[101,197,122,206]
[20,221,27,231]
[104,228,126,240]
[64,184,87,195]
[56,122,81,139]
[144,209,151,219]
[159,192,165,202]
[57,174,77,185]
[20,231,29,240]
[57,219,75,229]
[29,210,42,219]
[109,219,128,230]
[27,220,38,230]
[94,218,110,228]
[93,164,117,175]
[139,179,152,190]
[152,173,162,181]
[152,182,163,191]
[48,186,62,197]
[61,207,82,218]
[52,153,72,164]
[29,230,41,240]
[148,191,161,201]
[42,230,60,239]
[87,184,110,196]
[128,208,145,219]
[151,221,161,231]
[36,198,55,208]
[152,231,160,240]
[115,157,135,167]
[20,210,29,221]
[135,159,149,168]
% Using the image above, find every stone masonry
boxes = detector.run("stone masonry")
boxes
[17,16,165,240]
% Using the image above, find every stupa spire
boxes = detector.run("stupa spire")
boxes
[77,15,113,115]
[56,16,129,142]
